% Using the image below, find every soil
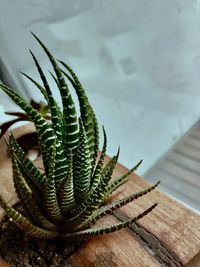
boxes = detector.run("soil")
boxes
[0,204,82,267]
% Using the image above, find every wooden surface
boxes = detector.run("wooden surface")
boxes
[0,125,200,267]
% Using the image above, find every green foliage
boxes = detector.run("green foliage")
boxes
[0,34,159,241]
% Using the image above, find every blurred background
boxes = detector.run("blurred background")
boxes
[0,0,200,212]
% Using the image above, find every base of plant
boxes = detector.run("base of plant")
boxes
[0,203,82,267]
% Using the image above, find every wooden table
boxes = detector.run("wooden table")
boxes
[0,125,200,267]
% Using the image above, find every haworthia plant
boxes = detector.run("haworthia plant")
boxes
[0,34,160,240]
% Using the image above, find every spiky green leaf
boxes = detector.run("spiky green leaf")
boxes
[32,33,79,152]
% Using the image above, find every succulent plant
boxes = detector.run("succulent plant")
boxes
[0,33,159,241]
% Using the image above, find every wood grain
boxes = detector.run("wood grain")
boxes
[66,216,161,267]
[113,163,200,265]
[0,125,200,267]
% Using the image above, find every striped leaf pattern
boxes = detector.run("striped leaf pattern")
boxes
[10,149,57,231]
[0,34,159,241]
[73,119,92,199]
[8,134,46,189]
[60,61,99,170]
[57,154,75,215]
[32,33,79,152]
